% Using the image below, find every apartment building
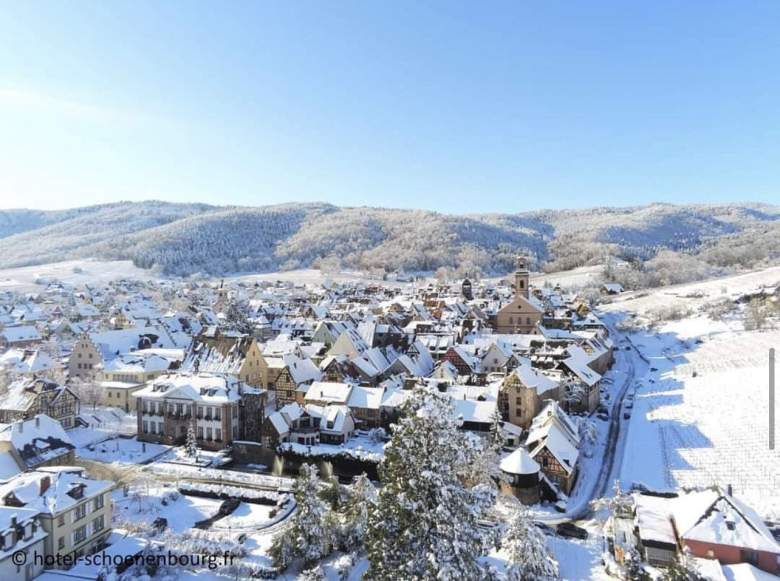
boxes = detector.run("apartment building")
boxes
[0,467,113,568]
[135,372,265,451]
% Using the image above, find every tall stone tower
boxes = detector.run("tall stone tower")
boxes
[514,255,530,299]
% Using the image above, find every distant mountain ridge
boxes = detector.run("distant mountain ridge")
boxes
[0,200,777,277]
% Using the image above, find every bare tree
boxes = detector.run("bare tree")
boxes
[70,376,103,410]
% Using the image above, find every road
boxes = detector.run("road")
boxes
[540,319,643,525]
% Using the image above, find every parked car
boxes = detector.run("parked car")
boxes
[597,412,609,421]
[623,412,631,420]
[534,522,555,535]
[557,522,588,540]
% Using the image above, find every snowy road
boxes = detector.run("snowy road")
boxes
[539,320,643,525]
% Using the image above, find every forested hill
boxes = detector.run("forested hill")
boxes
[0,200,777,278]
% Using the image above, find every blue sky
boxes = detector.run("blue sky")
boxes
[1,1,778,212]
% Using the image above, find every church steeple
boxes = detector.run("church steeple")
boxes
[515,255,529,299]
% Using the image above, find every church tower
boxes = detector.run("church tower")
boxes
[514,255,529,299]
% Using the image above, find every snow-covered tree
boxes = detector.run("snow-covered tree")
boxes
[488,407,504,451]
[577,418,599,459]
[185,420,198,458]
[366,387,495,580]
[503,507,559,581]
[69,376,103,410]
[269,464,332,570]
[299,565,326,581]
[744,297,770,331]
[337,473,376,551]
[660,548,705,581]
[223,297,253,334]
[624,547,648,581]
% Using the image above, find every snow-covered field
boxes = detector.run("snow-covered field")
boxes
[0,259,154,291]
[77,436,171,465]
[210,502,275,531]
[114,485,223,533]
[602,268,780,518]
[603,265,780,320]
[532,265,605,289]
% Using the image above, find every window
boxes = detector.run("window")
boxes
[93,494,104,511]
[57,514,65,527]
[741,550,759,565]
[92,515,105,533]
[73,503,87,522]
[197,427,203,439]
[214,408,221,421]
[215,428,222,441]
[58,537,65,550]
[142,421,148,433]
[206,428,212,440]
[73,525,87,545]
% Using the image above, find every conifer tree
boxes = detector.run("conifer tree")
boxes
[503,507,559,581]
[269,464,332,570]
[338,473,376,551]
[185,420,198,458]
[366,387,494,580]
[488,406,504,451]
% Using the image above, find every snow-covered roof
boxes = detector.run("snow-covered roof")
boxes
[134,372,244,403]
[500,447,540,475]
[0,467,113,515]
[0,415,74,468]
[88,325,175,360]
[347,386,384,410]
[283,354,322,385]
[0,349,56,374]
[451,398,495,425]
[304,381,353,405]
[636,488,780,556]
[1,325,41,343]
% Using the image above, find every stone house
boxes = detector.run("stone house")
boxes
[498,361,560,429]
[134,373,265,451]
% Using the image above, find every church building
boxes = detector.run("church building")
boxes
[493,256,543,334]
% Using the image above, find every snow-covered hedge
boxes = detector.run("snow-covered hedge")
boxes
[178,481,288,505]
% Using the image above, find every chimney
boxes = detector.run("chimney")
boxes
[727,483,733,496]
[39,475,51,495]
[35,416,40,428]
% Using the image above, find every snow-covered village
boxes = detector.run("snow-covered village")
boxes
[2,3,780,580]
[0,252,776,580]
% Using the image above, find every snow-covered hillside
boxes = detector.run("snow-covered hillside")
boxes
[602,268,780,517]
[0,201,777,277]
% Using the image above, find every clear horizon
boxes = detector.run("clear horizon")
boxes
[1,198,778,215]
[2,2,779,212]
